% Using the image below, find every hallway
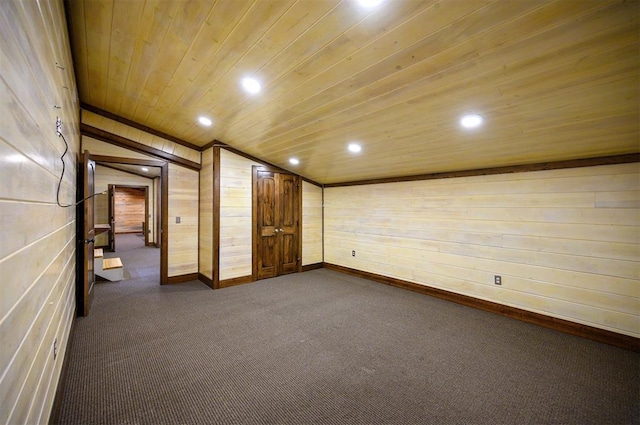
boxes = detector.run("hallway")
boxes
[100,234,159,282]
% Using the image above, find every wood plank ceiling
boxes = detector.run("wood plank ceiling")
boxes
[66,0,639,184]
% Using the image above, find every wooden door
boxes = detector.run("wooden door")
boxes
[76,152,95,316]
[108,184,115,251]
[254,169,301,280]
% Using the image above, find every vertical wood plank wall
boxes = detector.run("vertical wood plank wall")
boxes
[219,149,262,280]
[324,163,639,338]
[302,181,323,265]
[199,148,213,280]
[168,164,199,277]
[82,137,199,278]
[114,188,145,233]
[0,0,79,423]
[94,165,156,246]
[83,110,201,164]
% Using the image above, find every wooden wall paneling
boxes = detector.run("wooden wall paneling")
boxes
[302,181,323,265]
[0,0,79,423]
[4,254,75,424]
[93,166,154,246]
[323,163,640,338]
[113,187,146,233]
[167,164,199,277]
[82,109,201,163]
[86,150,169,283]
[81,123,200,171]
[324,263,639,352]
[199,148,214,281]
[212,147,221,289]
[219,149,262,281]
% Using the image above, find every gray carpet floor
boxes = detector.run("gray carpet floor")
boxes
[57,234,639,424]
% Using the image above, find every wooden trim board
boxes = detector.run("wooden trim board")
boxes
[82,103,202,151]
[212,147,221,289]
[198,273,214,289]
[219,275,253,288]
[324,154,640,187]
[323,263,640,353]
[302,263,323,272]
[81,124,201,171]
[166,273,199,284]
[89,154,169,285]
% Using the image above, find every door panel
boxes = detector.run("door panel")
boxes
[77,152,95,316]
[108,184,115,251]
[255,168,300,280]
[257,170,278,279]
[278,174,299,275]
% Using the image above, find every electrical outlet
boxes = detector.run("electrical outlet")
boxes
[352,250,356,257]
[53,338,58,360]
[494,275,502,285]
[176,216,181,224]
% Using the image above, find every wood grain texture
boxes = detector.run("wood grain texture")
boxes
[94,166,155,247]
[82,134,193,281]
[219,149,262,280]
[113,187,146,233]
[324,163,640,338]
[0,1,79,423]
[168,164,199,277]
[66,0,639,184]
[302,181,323,265]
[199,148,213,280]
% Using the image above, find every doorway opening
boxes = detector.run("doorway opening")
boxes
[77,153,169,316]
[93,156,167,283]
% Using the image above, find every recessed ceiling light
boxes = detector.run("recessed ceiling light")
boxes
[460,114,484,129]
[289,158,299,165]
[198,116,212,126]
[241,77,262,95]
[141,167,149,172]
[357,0,384,8]
[348,143,362,153]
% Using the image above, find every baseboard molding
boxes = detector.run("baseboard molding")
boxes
[48,313,77,425]
[198,273,214,289]
[302,262,324,272]
[220,275,253,288]
[166,273,199,284]
[323,263,640,353]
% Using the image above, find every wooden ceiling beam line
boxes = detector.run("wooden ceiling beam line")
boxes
[80,123,201,171]
[81,103,202,151]
[200,138,322,188]
[324,154,640,188]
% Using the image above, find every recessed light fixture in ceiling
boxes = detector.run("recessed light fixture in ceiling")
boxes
[460,114,484,129]
[198,116,212,127]
[289,158,300,165]
[141,167,149,172]
[357,0,384,8]
[241,77,262,95]
[348,143,362,153]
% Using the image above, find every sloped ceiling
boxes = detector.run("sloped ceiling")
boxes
[66,0,638,184]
